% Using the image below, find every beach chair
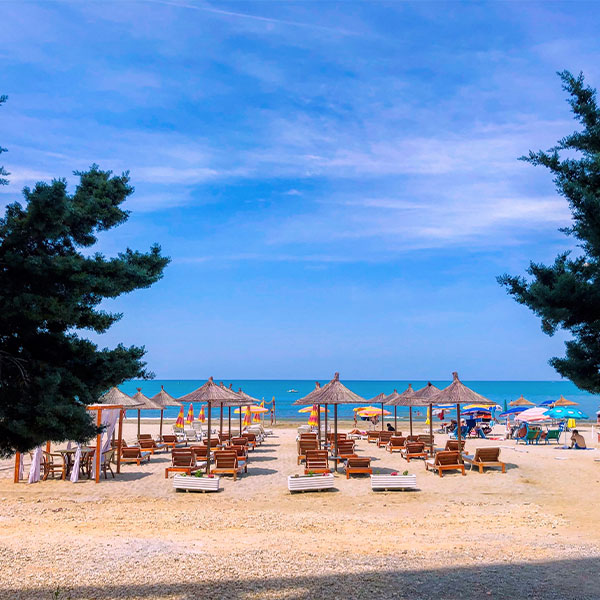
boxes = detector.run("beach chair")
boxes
[444,439,466,453]
[184,428,201,442]
[386,436,406,453]
[211,451,243,480]
[165,449,198,479]
[161,434,187,450]
[299,432,318,441]
[297,439,319,464]
[230,436,249,449]
[543,429,562,444]
[462,448,506,474]
[405,435,420,443]
[377,431,394,448]
[336,440,356,460]
[304,450,331,474]
[121,447,151,466]
[450,425,468,440]
[189,445,213,464]
[514,424,528,444]
[400,442,428,462]
[42,451,66,481]
[418,434,434,446]
[525,428,541,445]
[218,432,232,445]
[367,431,380,444]
[230,445,249,473]
[100,449,115,479]
[242,432,258,449]
[345,455,372,479]
[138,438,167,454]
[425,451,465,477]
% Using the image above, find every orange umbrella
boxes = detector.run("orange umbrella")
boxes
[186,403,194,425]
[243,406,252,427]
[198,405,205,423]
[307,404,319,427]
[175,406,185,429]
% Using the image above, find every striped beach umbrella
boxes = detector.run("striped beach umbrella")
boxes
[298,405,329,413]
[198,404,205,423]
[243,406,252,427]
[307,404,319,427]
[186,403,194,425]
[175,406,185,429]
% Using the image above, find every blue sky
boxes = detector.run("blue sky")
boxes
[2,1,599,379]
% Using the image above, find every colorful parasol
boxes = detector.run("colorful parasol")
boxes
[175,406,185,429]
[186,403,194,425]
[307,404,319,427]
[198,404,205,423]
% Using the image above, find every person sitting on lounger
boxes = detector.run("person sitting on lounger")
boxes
[387,423,395,432]
[570,430,586,449]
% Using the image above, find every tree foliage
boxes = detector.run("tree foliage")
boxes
[0,166,169,456]
[498,71,600,392]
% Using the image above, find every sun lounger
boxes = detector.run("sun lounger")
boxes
[405,435,420,443]
[542,429,562,444]
[443,439,466,453]
[297,439,319,464]
[211,451,243,480]
[418,434,434,446]
[189,445,213,464]
[165,449,205,478]
[367,431,380,444]
[184,428,201,442]
[241,432,258,449]
[345,455,372,479]
[121,447,151,466]
[400,442,428,462]
[386,436,406,453]
[138,438,167,454]
[377,431,394,448]
[462,448,506,474]
[525,429,541,445]
[304,450,331,474]
[425,450,465,477]
[161,435,187,450]
[335,440,356,460]
[229,445,249,473]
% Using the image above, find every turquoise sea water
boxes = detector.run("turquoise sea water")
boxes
[119,380,600,421]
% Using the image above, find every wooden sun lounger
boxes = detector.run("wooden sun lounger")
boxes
[297,439,319,464]
[138,438,167,454]
[161,435,187,450]
[377,432,394,448]
[425,451,465,477]
[121,447,151,466]
[386,436,406,453]
[462,448,506,474]
[345,455,372,479]
[367,431,380,444]
[443,439,465,453]
[165,449,201,478]
[304,450,331,474]
[400,441,428,462]
[335,441,356,460]
[211,451,243,480]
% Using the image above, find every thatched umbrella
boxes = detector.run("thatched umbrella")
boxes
[427,373,494,451]
[386,384,416,434]
[293,373,365,463]
[151,385,182,439]
[237,388,261,435]
[131,388,163,438]
[98,386,141,407]
[510,395,535,407]
[179,377,245,473]
[553,395,578,407]
[369,392,388,431]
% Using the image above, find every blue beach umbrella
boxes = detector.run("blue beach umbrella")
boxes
[498,406,526,418]
[543,407,588,420]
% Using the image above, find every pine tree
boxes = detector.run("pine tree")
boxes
[0,166,169,456]
[498,71,600,393]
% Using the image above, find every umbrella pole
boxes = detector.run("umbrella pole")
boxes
[334,404,338,470]
[456,403,462,453]
[228,407,231,438]
[429,403,433,455]
[324,404,328,446]
[219,405,223,437]
[206,401,212,474]
[409,407,413,437]
[159,410,164,440]
[317,404,321,448]
[137,409,141,439]
[381,402,384,431]
[394,406,397,431]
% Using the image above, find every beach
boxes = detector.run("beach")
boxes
[1,421,600,599]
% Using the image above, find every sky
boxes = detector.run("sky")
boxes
[1,0,599,380]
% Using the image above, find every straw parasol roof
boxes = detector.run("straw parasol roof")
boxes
[386,384,418,406]
[237,388,261,405]
[178,377,246,406]
[413,382,441,402]
[428,372,495,406]
[131,388,162,410]
[553,395,578,407]
[151,385,182,408]
[97,386,141,407]
[509,395,535,407]
[369,392,388,403]
[293,373,366,406]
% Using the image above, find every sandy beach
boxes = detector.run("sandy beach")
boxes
[1,420,600,599]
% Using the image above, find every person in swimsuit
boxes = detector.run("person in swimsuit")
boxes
[570,429,587,449]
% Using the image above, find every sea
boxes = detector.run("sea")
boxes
[119,379,600,421]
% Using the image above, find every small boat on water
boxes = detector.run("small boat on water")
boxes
[287,389,298,393]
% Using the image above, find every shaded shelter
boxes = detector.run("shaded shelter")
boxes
[131,388,163,438]
[293,373,366,461]
[179,378,246,473]
[427,373,495,451]
[386,384,417,434]
[553,395,578,407]
[510,395,535,407]
[150,385,182,439]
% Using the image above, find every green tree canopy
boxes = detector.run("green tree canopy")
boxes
[0,166,169,456]
[499,71,600,393]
